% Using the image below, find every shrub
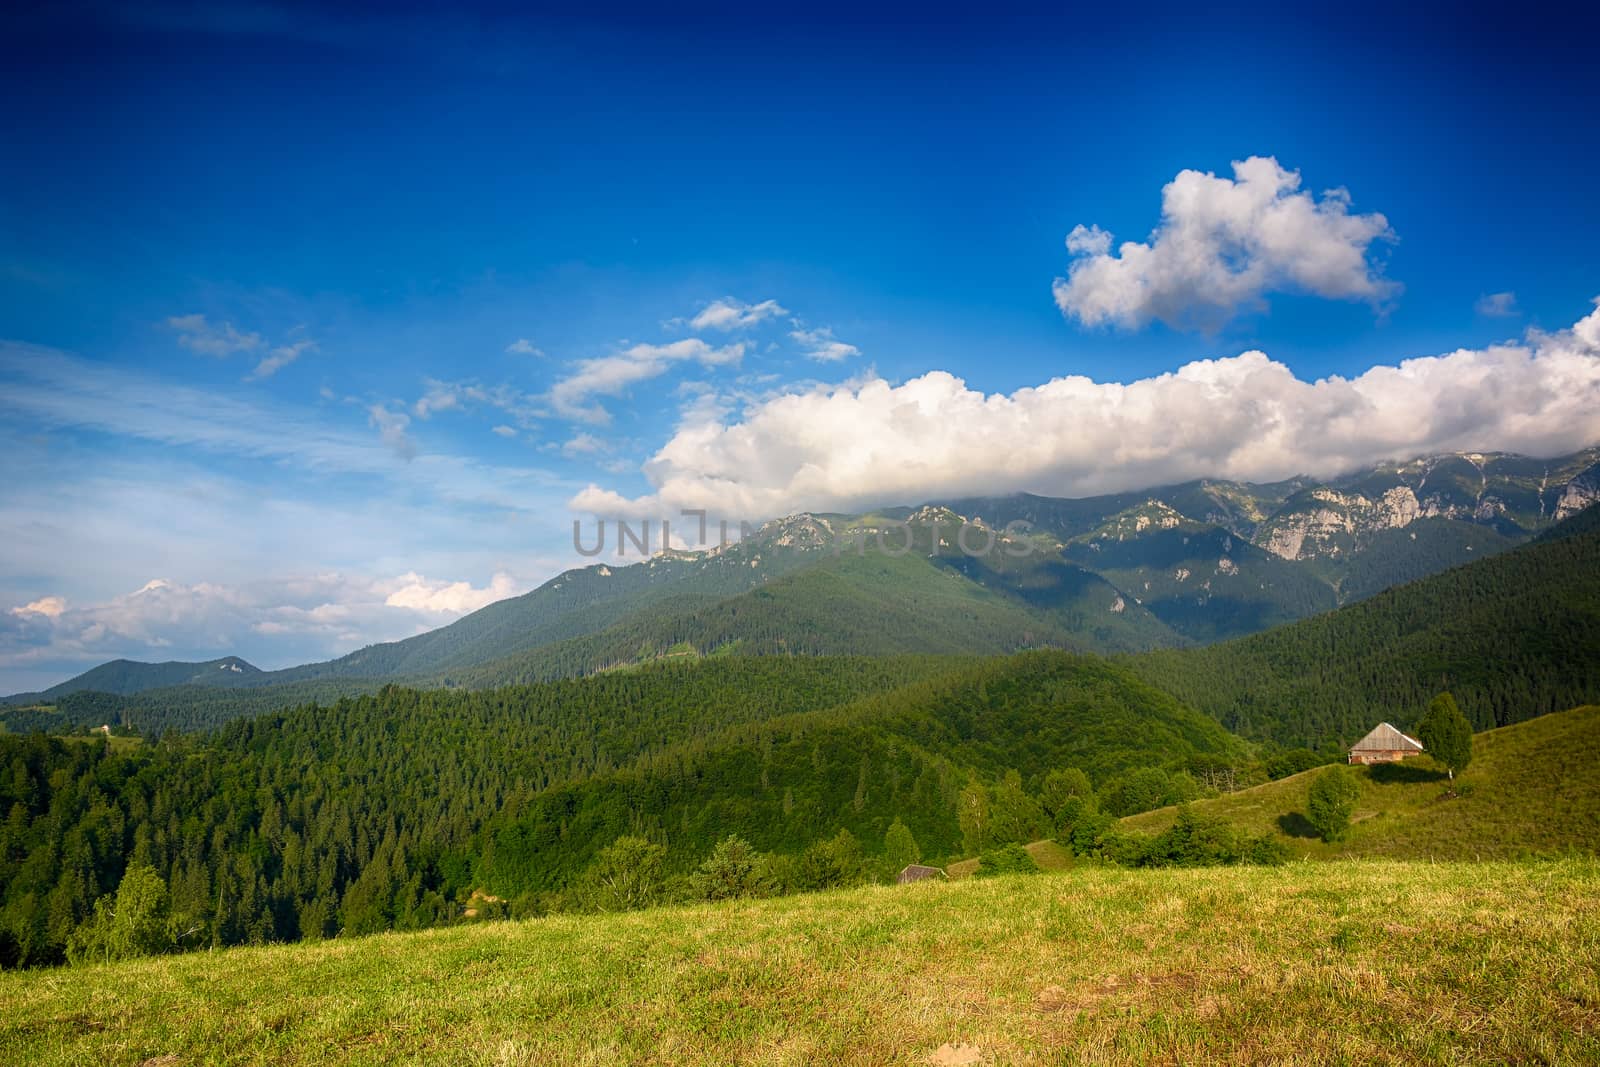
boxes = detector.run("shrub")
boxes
[570,836,668,913]
[1265,748,1325,780]
[689,835,774,901]
[1307,765,1361,842]
[793,829,870,892]
[65,865,174,966]
[974,842,1040,877]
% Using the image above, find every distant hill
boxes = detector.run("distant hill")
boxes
[4,656,260,704]
[1119,704,1600,860]
[445,538,1180,689]
[1126,504,1600,748]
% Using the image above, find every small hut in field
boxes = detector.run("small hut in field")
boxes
[897,864,947,884]
[1348,722,1425,765]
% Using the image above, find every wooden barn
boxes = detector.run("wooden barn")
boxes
[1348,722,1425,765]
[897,864,947,884]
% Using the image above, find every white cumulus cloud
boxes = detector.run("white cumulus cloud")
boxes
[571,300,1600,521]
[10,596,67,619]
[506,338,544,355]
[1054,156,1398,331]
[381,571,519,614]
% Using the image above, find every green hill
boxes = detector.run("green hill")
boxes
[1119,704,1600,860]
[448,547,1178,688]
[4,860,1597,1065]
[478,651,1242,895]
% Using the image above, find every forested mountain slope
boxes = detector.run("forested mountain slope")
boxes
[0,651,1234,965]
[1126,506,1600,748]
[445,548,1176,688]
[5,656,260,704]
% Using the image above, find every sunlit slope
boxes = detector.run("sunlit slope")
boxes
[3,861,1597,1065]
[1120,704,1600,859]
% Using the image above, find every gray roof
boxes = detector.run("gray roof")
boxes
[1351,721,1425,752]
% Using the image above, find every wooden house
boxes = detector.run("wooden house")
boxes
[1348,722,1424,765]
[897,864,947,884]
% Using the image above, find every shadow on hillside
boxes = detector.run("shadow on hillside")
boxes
[1276,812,1321,839]
[1368,762,1447,785]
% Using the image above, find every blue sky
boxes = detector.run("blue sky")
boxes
[3,4,1599,690]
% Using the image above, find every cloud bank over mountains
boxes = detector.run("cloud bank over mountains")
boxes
[572,300,1600,522]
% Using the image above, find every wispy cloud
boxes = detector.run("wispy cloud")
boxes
[790,326,860,362]
[247,339,316,380]
[367,403,416,460]
[1476,291,1519,317]
[414,378,544,427]
[506,338,544,355]
[0,341,573,513]
[167,313,263,356]
[560,431,609,457]
[549,338,744,423]
[689,298,788,332]
[2,569,526,690]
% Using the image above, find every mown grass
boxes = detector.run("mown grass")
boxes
[3,860,1599,1065]
[1121,705,1600,860]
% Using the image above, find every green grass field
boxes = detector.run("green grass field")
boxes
[1121,705,1600,860]
[3,860,1598,1065]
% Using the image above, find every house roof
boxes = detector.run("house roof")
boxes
[1351,721,1425,752]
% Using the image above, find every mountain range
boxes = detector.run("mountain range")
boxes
[7,447,1598,717]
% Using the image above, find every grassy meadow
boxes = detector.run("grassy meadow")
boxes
[1121,705,1600,860]
[3,859,1599,1065]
